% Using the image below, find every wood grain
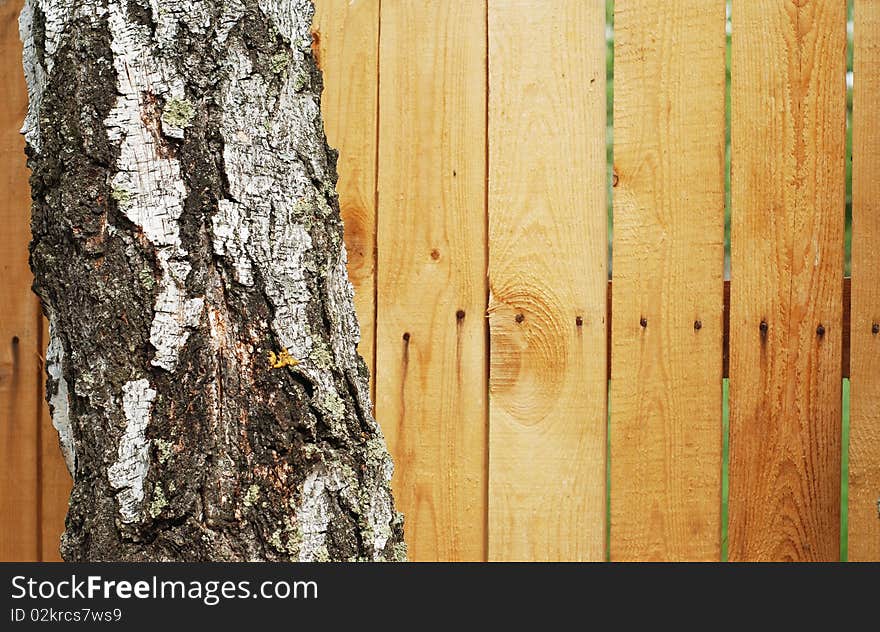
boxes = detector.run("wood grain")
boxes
[487,0,607,562]
[376,1,488,561]
[728,0,846,561]
[0,0,40,562]
[610,0,726,561]
[848,0,880,562]
[313,0,379,397]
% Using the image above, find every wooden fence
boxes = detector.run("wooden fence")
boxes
[1,0,877,561]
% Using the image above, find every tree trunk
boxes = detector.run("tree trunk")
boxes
[20,0,405,562]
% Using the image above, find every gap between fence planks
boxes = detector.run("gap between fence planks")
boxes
[0,0,41,562]
[848,0,880,562]
[610,0,726,561]
[487,0,607,562]
[728,0,846,561]
[376,1,488,562]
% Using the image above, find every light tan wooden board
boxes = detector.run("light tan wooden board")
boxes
[0,0,40,562]
[376,1,488,561]
[729,0,846,561]
[848,0,880,562]
[488,0,607,561]
[610,0,726,561]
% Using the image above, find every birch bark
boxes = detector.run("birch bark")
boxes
[22,0,404,561]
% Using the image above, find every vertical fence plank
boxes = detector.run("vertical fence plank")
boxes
[849,0,880,562]
[487,0,607,562]
[0,0,40,562]
[610,0,726,561]
[313,0,379,397]
[729,0,846,561]
[376,1,488,561]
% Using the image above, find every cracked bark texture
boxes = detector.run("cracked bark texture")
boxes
[21,0,405,562]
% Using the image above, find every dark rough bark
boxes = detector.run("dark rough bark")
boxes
[21,0,405,561]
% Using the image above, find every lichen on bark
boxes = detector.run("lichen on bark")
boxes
[22,0,405,562]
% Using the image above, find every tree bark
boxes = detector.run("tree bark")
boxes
[20,0,405,561]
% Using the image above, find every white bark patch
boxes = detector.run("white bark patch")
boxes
[19,0,47,153]
[294,462,395,561]
[216,0,247,44]
[212,200,254,287]
[104,1,203,371]
[214,43,321,362]
[46,316,75,475]
[296,469,332,562]
[144,0,213,45]
[108,379,157,523]
[368,487,395,558]
[262,0,317,51]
